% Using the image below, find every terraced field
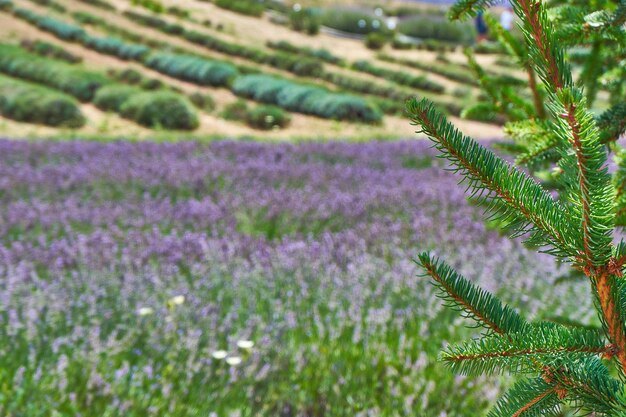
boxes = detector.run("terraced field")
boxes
[0,0,512,140]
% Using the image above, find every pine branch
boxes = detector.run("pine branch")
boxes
[448,0,500,20]
[483,13,546,118]
[598,103,626,144]
[487,377,561,417]
[415,253,526,334]
[613,149,626,225]
[512,0,614,268]
[407,98,578,258]
[442,325,610,376]
[514,133,560,167]
[550,356,626,415]
[593,271,626,374]
[551,89,615,268]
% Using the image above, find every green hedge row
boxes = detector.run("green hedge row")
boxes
[94,84,199,130]
[123,10,325,77]
[266,41,345,66]
[319,71,406,101]
[232,75,382,123]
[144,53,238,87]
[397,17,475,44]
[377,54,479,86]
[76,0,115,10]
[213,0,264,17]
[83,35,151,60]
[25,0,65,12]
[352,60,445,93]
[0,44,110,101]
[14,7,86,41]
[320,9,389,35]
[20,39,82,63]
[0,74,85,127]
[10,7,151,61]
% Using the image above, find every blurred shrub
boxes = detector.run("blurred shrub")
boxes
[377,54,478,86]
[25,0,65,12]
[267,41,344,66]
[20,39,82,63]
[122,11,184,34]
[0,0,13,10]
[120,91,199,130]
[246,105,291,129]
[473,41,505,54]
[391,38,414,50]
[109,68,144,84]
[0,75,85,127]
[76,0,115,10]
[352,60,445,93]
[93,84,140,112]
[0,44,110,101]
[288,7,320,35]
[13,7,86,41]
[365,32,388,50]
[320,71,406,101]
[130,0,163,13]
[214,0,264,17]
[189,92,215,112]
[166,5,190,19]
[222,100,290,129]
[124,10,327,77]
[145,53,238,87]
[321,8,388,35]
[417,39,458,52]
[221,99,249,121]
[397,17,475,44]
[232,75,382,123]
[83,35,151,60]
[141,78,164,90]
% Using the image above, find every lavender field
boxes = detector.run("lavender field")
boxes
[0,139,594,416]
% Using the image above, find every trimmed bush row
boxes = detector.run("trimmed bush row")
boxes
[10,7,152,61]
[397,17,475,44]
[320,9,389,35]
[94,84,199,130]
[213,0,264,17]
[0,74,85,127]
[0,44,110,101]
[76,0,115,10]
[14,8,86,41]
[20,39,82,63]
[352,60,445,93]
[232,75,382,123]
[25,0,65,12]
[266,40,345,66]
[144,53,239,87]
[319,71,407,101]
[83,35,151,60]
[377,54,479,86]
[123,10,325,77]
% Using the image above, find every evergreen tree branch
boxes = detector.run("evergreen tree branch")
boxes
[549,356,626,415]
[487,378,561,417]
[416,253,526,334]
[407,98,578,257]
[593,271,626,375]
[442,325,610,376]
[448,0,500,20]
[512,0,614,268]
